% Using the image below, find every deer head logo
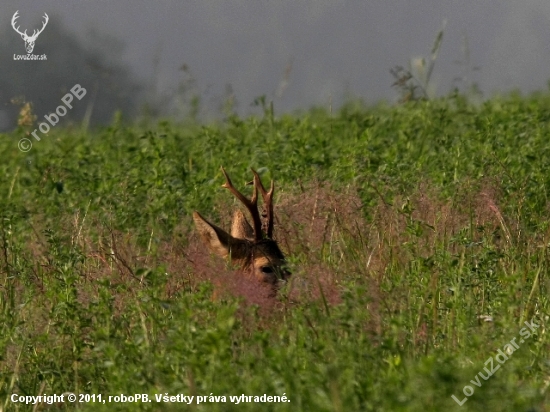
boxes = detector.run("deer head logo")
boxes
[193,167,291,286]
[11,11,49,54]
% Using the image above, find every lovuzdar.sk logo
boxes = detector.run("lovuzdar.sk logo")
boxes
[11,10,48,61]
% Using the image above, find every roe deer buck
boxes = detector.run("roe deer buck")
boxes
[193,167,290,285]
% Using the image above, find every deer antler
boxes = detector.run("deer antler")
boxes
[11,11,26,37]
[221,167,263,241]
[251,169,275,238]
[11,11,49,40]
[30,13,49,40]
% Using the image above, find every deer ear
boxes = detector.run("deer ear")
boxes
[231,210,255,241]
[193,211,232,257]
[193,211,249,260]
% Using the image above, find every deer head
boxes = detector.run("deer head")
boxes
[12,11,49,54]
[193,167,290,285]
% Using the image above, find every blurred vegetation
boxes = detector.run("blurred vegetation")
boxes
[0,19,141,129]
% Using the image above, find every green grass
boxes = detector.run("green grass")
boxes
[1,92,550,411]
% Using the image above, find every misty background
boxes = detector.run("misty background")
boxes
[1,0,549,129]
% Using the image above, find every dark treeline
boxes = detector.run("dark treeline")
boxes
[0,17,142,130]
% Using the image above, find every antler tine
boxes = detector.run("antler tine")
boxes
[11,11,26,36]
[220,167,263,241]
[12,10,19,26]
[30,13,49,39]
[251,169,275,238]
[39,13,49,31]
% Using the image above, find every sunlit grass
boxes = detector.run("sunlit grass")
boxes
[0,92,549,411]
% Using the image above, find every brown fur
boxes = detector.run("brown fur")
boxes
[193,168,290,286]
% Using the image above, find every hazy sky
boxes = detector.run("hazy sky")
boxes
[2,0,550,115]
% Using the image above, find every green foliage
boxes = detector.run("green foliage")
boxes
[0,92,550,411]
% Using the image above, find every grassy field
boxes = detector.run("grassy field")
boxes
[1,92,550,411]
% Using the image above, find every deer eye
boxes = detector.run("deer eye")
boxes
[261,266,274,274]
